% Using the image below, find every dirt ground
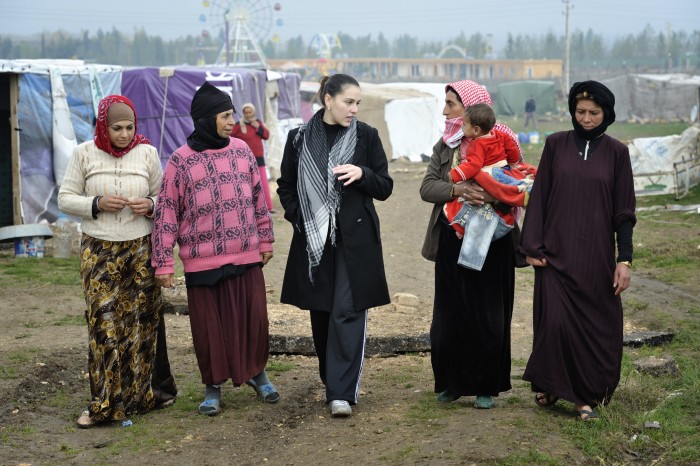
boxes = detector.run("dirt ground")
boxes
[0,160,697,465]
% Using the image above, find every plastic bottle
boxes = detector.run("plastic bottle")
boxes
[54,213,73,258]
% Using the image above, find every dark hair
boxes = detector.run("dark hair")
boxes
[316,74,360,103]
[445,85,463,105]
[464,103,496,133]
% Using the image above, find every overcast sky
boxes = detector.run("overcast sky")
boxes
[2,0,699,50]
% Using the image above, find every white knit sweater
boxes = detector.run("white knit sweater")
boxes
[58,141,163,241]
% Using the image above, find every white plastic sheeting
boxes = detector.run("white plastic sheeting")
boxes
[629,126,700,196]
[383,97,438,162]
[380,83,445,161]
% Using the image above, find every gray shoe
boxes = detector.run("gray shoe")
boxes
[330,400,352,417]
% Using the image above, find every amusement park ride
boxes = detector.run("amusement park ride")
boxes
[198,0,341,72]
[199,0,283,67]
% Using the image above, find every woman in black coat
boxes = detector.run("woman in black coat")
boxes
[277,74,393,418]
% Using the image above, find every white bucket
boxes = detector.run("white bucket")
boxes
[14,236,45,258]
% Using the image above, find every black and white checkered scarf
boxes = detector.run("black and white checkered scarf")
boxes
[294,110,357,283]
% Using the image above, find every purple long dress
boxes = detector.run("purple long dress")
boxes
[519,131,636,408]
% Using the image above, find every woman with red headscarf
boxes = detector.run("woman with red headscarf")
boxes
[420,80,524,409]
[59,95,176,428]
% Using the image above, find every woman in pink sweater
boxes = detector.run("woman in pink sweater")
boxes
[152,82,277,416]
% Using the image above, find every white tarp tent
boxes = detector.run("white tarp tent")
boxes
[629,126,700,197]
[298,81,438,162]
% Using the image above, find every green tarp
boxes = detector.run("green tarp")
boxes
[495,81,556,116]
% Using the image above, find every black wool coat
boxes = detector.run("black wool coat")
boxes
[276,121,393,312]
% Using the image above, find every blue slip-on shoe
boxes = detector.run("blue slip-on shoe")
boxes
[437,390,461,403]
[246,379,280,404]
[474,395,495,409]
[198,385,221,416]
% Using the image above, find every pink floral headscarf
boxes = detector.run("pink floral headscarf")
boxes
[443,80,522,162]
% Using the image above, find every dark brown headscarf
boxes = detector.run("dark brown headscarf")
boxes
[568,81,616,140]
[187,82,235,152]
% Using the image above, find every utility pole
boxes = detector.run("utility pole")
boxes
[563,0,571,96]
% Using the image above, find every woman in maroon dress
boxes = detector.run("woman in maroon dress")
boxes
[519,81,636,421]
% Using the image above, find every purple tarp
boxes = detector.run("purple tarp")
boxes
[122,66,268,168]
[276,72,301,120]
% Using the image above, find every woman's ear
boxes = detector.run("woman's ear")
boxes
[324,94,332,109]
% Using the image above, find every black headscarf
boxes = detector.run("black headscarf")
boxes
[568,81,616,140]
[187,81,235,152]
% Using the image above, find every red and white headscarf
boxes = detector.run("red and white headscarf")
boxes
[443,80,522,163]
[94,95,150,157]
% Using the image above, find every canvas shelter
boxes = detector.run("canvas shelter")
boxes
[495,80,556,117]
[121,66,302,175]
[0,59,121,226]
[602,74,700,122]
[299,81,439,162]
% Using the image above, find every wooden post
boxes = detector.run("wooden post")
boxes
[9,74,22,225]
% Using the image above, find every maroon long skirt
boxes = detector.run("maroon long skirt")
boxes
[186,266,269,385]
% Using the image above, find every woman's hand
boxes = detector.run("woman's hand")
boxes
[332,164,363,186]
[261,252,273,265]
[156,273,174,288]
[613,263,631,295]
[98,194,130,212]
[250,119,260,129]
[129,197,154,216]
[454,181,496,205]
[526,256,547,267]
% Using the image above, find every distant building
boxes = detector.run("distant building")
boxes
[268,57,562,83]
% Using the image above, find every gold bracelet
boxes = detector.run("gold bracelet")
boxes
[618,261,632,268]
[449,184,455,198]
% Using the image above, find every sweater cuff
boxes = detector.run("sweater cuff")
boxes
[616,220,634,262]
[91,196,102,219]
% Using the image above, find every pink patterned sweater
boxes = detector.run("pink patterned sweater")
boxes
[152,138,274,275]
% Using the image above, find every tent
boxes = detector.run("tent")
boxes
[299,81,439,162]
[602,74,700,122]
[495,80,556,117]
[121,66,302,173]
[629,126,700,197]
[0,62,301,227]
[0,59,121,226]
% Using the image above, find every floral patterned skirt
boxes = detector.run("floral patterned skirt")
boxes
[80,234,161,421]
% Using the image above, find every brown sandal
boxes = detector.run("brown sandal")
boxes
[76,410,96,429]
[534,392,559,408]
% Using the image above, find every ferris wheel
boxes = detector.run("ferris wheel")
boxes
[199,0,283,66]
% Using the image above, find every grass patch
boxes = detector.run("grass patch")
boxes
[378,445,418,462]
[52,315,85,326]
[406,390,462,422]
[494,449,562,466]
[47,387,73,409]
[375,364,422,386]
[0,348,42,379]
[546,317,700,464]
[59,443,80,455]
[0,256,81,287]
[266,359,295,373]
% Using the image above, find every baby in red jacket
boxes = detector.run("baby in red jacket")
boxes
[443,104,534,270]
